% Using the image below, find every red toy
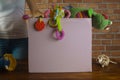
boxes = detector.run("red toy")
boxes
[34,18,45,31]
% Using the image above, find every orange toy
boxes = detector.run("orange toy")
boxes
[34,18,45,31]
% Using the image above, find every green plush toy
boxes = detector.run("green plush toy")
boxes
[69,7,112,30]
[70,8,93,18]
[92,13,112,30]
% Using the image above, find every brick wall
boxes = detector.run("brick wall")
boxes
[25,0,120,58]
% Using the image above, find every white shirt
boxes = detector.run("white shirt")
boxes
[0,0,27,39]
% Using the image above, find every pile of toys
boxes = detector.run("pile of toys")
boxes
[23,5,112,40]
[23,5,112,41]
[44,5,112,30]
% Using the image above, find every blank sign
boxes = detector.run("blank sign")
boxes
[28,18,92,73]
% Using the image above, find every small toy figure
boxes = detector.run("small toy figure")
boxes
[0,53,17,71]
[96,54,117,67]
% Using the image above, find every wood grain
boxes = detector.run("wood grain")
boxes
[0,59,120,80]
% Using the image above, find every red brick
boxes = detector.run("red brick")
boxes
[114,10,120,14]
[92,34,96,39]
[59,3,70,7]
[115,34,120,39]
[69,3,80,7]
[111,52,120,56]
[92,46,105,51]
[48,0,62,3]
[102,10,114,14]
[112,58,120,61]
[87,3,98,9]
[92,51,101,57]
[109,15,120,21]
[102,40,111,45]
[93,0,103,3]
[92,40,101,45]
[63,0,82,3]
[79,4,87,8]
[103,0,120,3]
[102,52,111,55]
[112,40,120,45]
[112,22,120,27]
[107,4,119,9]
[95,34,114,39]
[98,4,107,9]
[106,46,120,50]
[83,0,93,3]
[95,10,103,13]
[83,0,102,3]
[109,27,120,33]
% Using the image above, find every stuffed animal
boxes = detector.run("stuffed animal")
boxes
[69,8,93,18]
[96,54,117,67]
[92,13,112,30]
[69,7,112,30]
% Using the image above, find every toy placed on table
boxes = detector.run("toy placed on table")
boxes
[96,54,117,67]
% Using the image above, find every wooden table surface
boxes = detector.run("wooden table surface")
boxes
[0,59,120,80]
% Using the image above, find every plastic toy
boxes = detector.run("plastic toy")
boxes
[48,19,58,28]
[0,53,17,71]
[44,9,71,18]
[47,5,65,40]
[4,54,17,71]
[23,14,30,20]
[55,29,64,40]
[96,54,117,67]
[34,17,45,31]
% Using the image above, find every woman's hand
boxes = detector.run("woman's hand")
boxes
[26,0,43,18]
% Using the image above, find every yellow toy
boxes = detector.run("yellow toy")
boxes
[4,53,17,71]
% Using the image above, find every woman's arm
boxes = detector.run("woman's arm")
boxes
[26,0,43,17]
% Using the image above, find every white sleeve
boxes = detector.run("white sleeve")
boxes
[16,0,25,11]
